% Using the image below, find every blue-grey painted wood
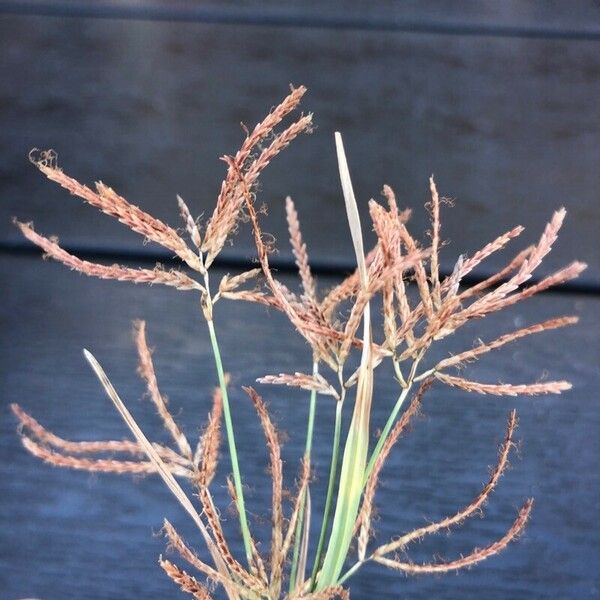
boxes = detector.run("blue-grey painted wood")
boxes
[2,1,600,37]
[0,15,598,285]
[1,254,598,598]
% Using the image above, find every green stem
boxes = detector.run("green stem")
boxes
[304,364,319,458]
[337,559,365,586]
[289,360,319,593]
[363,385,410,485]
[309,396,344,590]
[206,317,253,564]
[363,356,423,485]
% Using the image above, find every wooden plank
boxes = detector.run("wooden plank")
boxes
[1,254,598,597]
[5,0,600,33]
[0,15,598,284]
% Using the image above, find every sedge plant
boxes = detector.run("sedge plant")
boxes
[11,86,586,599]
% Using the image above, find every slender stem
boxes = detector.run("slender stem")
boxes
[414,367,436,382]
[289,360,319,593]
[363,386,410,484]
[309,389,344,590]
[363,356,421,485]
[203,268,253,565]
[305,361,319,457]
[337,558,366,586]
[206,319,253,564]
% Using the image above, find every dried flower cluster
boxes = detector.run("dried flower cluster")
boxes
[12,87,585,598]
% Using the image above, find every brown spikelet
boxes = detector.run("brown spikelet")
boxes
[162,520,241,596]
[374,499,533,574]
[428,176,442,308]
[436,372,572,396]
[382,184,399,214]
[321,273,360,323]
[286,196,317,303]
[226,475,238,513]
[243,387,284,594]
[221,472,266,586]
[281,457,312,567]
[382,284,397,349]
[339,290,372,364]
[191,394,264,593]
[195,387,223,483]
[338,245,426,363]
[241,175,339,367]
[464,209,566,315]
[177,195,202,252]
[246,115,313,182]
[368,201,393,260]
[29,151,201,271]
[380,186,412,238]
[397,216,433,319]
[135,321,193,459]
[445,262,586,333]
[20,436,192,477]
[295,486,312,591]
[444,255,465,300]
[375,410,518,555]
[519,208,566,275]
[394,280,416,348]
[448,225,524,288]
[220,289,281,309]
[218,269,262,295]
[391,251,415,347]
[159,558,213,600]
[16,221,203,291]
[320,245,379,323]
[428,210,574,340]
[371,190,419,348]
[202,86,310,265]
[249,536,269,589]
[12,403,189,466]
[163,520,214,576]
[436,316,579,370]
[95,182,202,271]
[488,261,587,310]
[194,486,224,548]
[368,201,397,348]
[460,245,533,299]
[321,274,358,322]
[257,373,339,399]
[380,185,411,224]
[198,483,264,593]
[12,403,139,455]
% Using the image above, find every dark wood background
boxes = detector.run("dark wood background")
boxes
[1,2,599,599]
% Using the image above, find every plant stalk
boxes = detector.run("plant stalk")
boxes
[289,360,319,592]
[309,394,344,589]
[337,559,365,586]
[203,271,253,565]
[363,384,410,484]
[316,132,375,589]
[364,356,422,484]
